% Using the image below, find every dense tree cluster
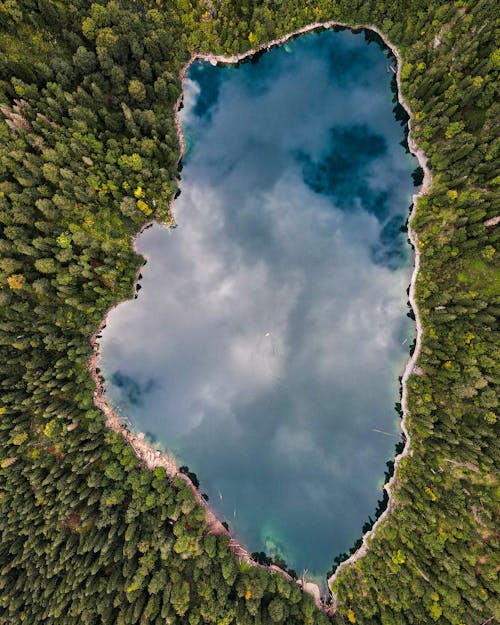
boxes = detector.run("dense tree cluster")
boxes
[0,1,497,624]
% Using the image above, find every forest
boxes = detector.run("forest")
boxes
[0,1,498,624]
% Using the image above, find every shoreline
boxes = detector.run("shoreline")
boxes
[89,225,283,575]
[325,25,430,603]
[88,20,431,616]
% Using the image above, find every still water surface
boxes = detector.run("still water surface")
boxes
[100,29,416,580]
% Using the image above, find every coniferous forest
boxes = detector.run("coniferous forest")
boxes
[0,1,498,624]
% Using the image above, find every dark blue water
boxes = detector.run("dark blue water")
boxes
[100,29,416,581]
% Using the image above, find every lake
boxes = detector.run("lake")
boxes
[99,28,416,582]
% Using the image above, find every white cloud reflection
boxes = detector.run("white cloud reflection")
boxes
[100,30,415,577]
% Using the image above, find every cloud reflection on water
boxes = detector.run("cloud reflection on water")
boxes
[100,30,416,578]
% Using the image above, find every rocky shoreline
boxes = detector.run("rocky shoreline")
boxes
[88,21,431,616]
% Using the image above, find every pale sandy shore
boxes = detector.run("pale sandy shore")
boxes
[89,21,431,615]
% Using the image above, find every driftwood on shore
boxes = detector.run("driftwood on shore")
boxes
[88,20,431,615]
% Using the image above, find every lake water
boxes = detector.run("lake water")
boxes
[99,29,416,582]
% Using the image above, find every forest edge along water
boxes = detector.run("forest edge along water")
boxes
[88,21,431,614]
[89,20,430,616]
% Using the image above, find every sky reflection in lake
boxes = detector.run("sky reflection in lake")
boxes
[100,29,416,580]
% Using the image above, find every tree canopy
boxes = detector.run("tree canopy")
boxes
[0,1,497,624]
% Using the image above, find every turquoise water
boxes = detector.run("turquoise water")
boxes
[100,29,416,581]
